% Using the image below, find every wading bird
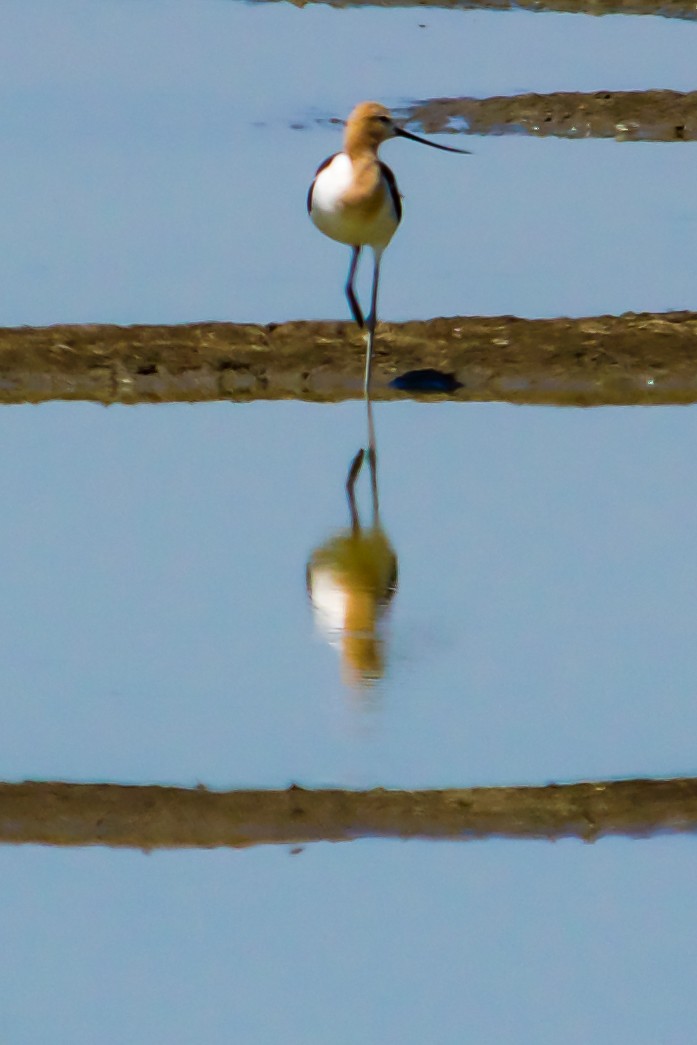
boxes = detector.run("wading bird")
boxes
[307,101,469,394]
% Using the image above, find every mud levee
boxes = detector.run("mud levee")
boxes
[262,0,697,21]
[2,312,697,406]
[1,777,696,848]
[405,90,697,142]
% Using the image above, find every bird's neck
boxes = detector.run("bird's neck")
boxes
[344,128,381,163]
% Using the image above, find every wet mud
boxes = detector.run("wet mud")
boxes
[1,777,696,848]
[3,312,697,406]
[405,90,697,142]
[272,0,697,20]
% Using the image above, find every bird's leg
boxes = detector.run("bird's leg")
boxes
[346,448,365,534]
[364,252,381,396]
[345,246,364,328]
[366,396,380,526]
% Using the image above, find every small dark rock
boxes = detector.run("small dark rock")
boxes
[390,368,462,393]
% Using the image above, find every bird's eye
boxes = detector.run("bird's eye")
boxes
[378,115,391,124]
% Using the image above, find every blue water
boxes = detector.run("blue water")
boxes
[2,2,697,1042]
[1,1,696,325]
[1,399,696,789]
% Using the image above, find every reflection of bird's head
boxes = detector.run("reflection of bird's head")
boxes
[307,528,398,688]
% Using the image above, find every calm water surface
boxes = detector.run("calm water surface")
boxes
[1,398,695,1041]
[1,1,697,324]
[1,838,696,1044]
[3,1,697,1042]
[2,400,697,788]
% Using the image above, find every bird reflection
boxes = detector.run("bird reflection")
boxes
[307,400,398,690]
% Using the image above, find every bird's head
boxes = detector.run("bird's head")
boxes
[345,102,398,152]
[344,100,470,156]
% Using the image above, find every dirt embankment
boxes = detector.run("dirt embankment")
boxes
[1,777,696,848]
[405,90,697,142]
[275,0,696,21]
[2,312,697,406]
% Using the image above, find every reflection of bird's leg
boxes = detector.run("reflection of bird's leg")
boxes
[364,250,382,396]
[366,396,379,526]
[346,448,365,534]
[345,246,364,328]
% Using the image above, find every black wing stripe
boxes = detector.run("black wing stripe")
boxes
[307,153,338,214]
[379,162,402,225]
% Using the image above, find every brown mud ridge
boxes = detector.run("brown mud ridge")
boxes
[276,0,696,20]
[1,777,696,848]
[406,90,697,142]
[3,312,697,406]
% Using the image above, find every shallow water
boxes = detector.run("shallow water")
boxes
[0,838,695,1045]
[3,1,697,1042]
[2,1,697,325]
[2,397,697,1044]
[1,398,696,789]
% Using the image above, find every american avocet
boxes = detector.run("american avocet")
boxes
[307,101,469,394]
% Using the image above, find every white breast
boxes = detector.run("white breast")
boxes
[309,153,399,250]
[311,153,354,216]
